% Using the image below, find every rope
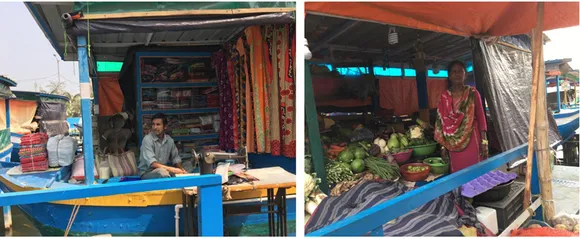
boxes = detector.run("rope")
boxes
[62,22,68,57]
[222,186,232,200]
[64,200,81,237]
[527,207,536,217]
[87,2,91,57]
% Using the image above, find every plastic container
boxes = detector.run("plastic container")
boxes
[99,167,110,180]
[423,157,450,175]
[408,142,438,157]
[473,181,525,233]
[388,149,413,164]
[523,219,552,228]
[474,180,514,202]
[462,171,518,198]
[476,206,499,235]
[400,163,431,182]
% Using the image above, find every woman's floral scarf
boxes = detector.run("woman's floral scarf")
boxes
[434,86,476,152]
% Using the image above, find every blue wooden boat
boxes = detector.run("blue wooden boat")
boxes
[0,161,296,236]
[554,108,579,139]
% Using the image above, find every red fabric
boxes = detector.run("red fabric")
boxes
[20,133,48,146]
[434,87,477,151]
[98,74,124,116]
[21,159,48,172]
[311,77,372,108]
[378,77,447,115]
[312,77,447,113]
[306,2,579,37]
[19,153,48,164]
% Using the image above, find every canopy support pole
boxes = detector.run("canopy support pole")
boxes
[4,99,9,129]
[78,35,95,186]
[556,75,561,112]
[305,60,329,194]
[414,56,429,123]
[369,59,379,114]
[525,2,555,221]
[2,99,11,230]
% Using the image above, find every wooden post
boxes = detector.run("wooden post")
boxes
[414,54,429,123]
[529,2,555,221]
[305,60,329,194]
[524,3,543,211]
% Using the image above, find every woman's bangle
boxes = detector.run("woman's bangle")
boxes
[481,139,488,145]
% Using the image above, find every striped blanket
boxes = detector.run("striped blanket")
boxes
[306,181,483,236]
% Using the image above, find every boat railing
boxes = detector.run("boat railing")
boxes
[0,173,225,236]
[306,143,538,236]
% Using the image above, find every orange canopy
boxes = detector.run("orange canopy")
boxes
[305,2,579,37]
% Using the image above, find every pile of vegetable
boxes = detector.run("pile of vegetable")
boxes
[315,121,440,191]
[365,156,400,180]
[406,165,429,173]
[304,173,328,223]
[407,119,436,146]
[326,160,355,184]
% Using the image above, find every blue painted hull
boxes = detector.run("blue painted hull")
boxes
[555,109,579,139]
[0,179,295,236]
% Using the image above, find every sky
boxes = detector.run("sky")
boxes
[0,2,578,95]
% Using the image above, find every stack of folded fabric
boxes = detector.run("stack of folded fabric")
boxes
[19,133,49,173]
[206,94,219,108]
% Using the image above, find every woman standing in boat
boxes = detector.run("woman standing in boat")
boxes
[434,60,488,173]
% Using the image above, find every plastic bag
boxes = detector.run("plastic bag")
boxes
[350,128,374,143]
[47,135,79,167]
[550,212,580,232]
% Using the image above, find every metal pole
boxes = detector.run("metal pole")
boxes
[77,36,95,185]
[305,60,329,194]
[3,99,10,230]
[54,54,61,83]
[4,99,9,129]
[556,75,561,112]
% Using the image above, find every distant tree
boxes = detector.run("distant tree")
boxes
[44,79,67,95]
[41,79,81,117]
[66,93,81,117]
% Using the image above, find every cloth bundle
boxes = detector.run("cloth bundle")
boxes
[206,94,219,108]
[19,133,49,172]
[47,135,78,167]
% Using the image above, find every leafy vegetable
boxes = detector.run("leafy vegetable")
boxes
[326,161,354,184]
[364,157,400,180]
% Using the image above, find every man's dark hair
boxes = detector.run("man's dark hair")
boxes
[152,113,168,126]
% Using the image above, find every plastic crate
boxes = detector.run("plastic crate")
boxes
[473,181,525,233]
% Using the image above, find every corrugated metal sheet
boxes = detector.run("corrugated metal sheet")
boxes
[27,3,242,62]
[306,14,472,67]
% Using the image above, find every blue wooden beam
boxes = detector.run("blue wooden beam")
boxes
[197,184,224,236]
[531,152,543,220]
[0,175,221,207]
[77,35,95,186]
[307,143,528,236]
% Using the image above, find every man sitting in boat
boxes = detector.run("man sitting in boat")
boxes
[139,113,187,179]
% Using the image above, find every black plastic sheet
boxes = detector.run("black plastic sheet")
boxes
[38,102,67,121]
[471,37,562,152]
[40,120,69,137]
[65,12,295,35]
